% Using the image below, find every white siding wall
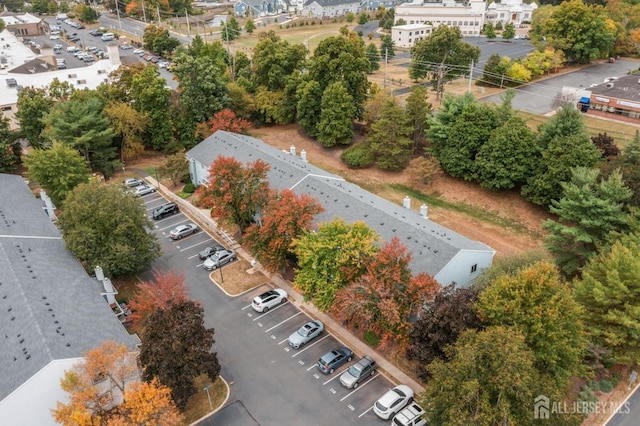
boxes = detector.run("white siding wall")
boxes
[434,250,495,288]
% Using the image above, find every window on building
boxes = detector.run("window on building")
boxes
[410,20,414,24]
[471,264,478,273]
[409,31,412,35]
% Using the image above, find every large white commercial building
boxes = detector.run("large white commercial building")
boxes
[394,0,487,38]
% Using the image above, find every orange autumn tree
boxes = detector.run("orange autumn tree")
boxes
[331,237,440,350]
[107,378,183,426]
[208,109,252,135]
[127,269,189,328]
[52,341,140,425]
[243,189,324,273]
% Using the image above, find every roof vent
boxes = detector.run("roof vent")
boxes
[606,82,614,89]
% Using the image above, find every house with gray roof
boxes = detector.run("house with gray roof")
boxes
[303,0,361,18]
[186,131,495,287]
[234,0,283,17]
[0,174,139,425]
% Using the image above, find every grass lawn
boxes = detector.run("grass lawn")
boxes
[182,375,228,424]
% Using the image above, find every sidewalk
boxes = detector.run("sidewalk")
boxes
[143,173,425,394]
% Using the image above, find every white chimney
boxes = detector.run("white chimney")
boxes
[403,196,411,209]
[95,265,105,281]
[102,277,116,305]
[290,145,296,155]
[301,149,307,162]
[420,204,428,218]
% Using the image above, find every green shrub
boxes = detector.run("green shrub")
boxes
[363,330,380,346]
[602,355,616,369]
[341,143,374,168]
[599,379,613,393]
[587,380,600,392]
[183,182,196,194]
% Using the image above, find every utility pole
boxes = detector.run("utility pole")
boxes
[115,0,122,29]
[467,59,474,93]
[384,47,388,89]
[142,0,147,23]
[185,10,191,36]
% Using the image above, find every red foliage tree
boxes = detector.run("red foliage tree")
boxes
[197,155,271,234]
[243,189,324,273]
[331,237,440,350]
[127,269,189,328]
[207,109,251,135]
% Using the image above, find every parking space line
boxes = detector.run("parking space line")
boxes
[252,302,288,321]
[151,215,183,224]
[158,219,189,231]
[242,304,253,311]
[339,373,380,402]
[179,239,210,252]
[292,334,330,358]
[265,312,301,333]
[307,364,318,371]
[358,406,374,418]
[323,374,342,386]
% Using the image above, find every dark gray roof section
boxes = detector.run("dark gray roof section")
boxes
[187,131,494,277]
[590,72,640,102]
[0,174,139,401]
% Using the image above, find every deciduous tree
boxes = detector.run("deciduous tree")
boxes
[333,238,439,349]
[502,22,516,40]
[476,261,588,387]
[409,26,480,99]
[107,378,183,426]
[407,284,481,381]
[58,179,161,277]
[296,80,323,137]
[293,219,380,311]
[243,189,324,273]
[52,340,139,425]
[128,270,190,328]
[245,18,256,33]
[157,153,189,187]
[309,32,371,119]
[316,82,356,147]
[251,31,306,92]
[104,101,148,162]
[591,132,620,160]
[0,112,20,173]
[379,34,395,58]
[15,86,52,148]
[205,109,251,135]
[198,155,271,234]
[543,167,631,276]
[139,301,221,409]
[23,142,91,205]
[221,17,241,41]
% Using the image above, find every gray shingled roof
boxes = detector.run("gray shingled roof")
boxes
[590,72,640,103]
[304,0,360,6]
[187,131,493,278]
[0,174,139,401]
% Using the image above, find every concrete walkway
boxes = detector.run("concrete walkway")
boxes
[139,172,425,394]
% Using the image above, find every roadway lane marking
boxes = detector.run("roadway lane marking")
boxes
[265,311,302,333]
[339,373,380,401]
[292,334,330,358]
[256,322,263,327]
[358,406,374,418]
[347,405,355,411]
[252,303,288,321]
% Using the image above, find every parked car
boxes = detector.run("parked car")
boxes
[374,385,414,419]
[339,355,377,389]
[288,320,323,349]
[69,36,80,42]
[83,56,95,63]
[158,60,170,69]
[49,34,59,40]
[203,249,236,270]
[251,289,288,312]
[133,184,156,196]
[56,62,67,69]
[198,244,225,260]
[120,44,133,50]
[152,202,180,220]
[169,223,198,240]
[53,44,63,50]
[124,178,144,187]
[391,402,427,426]
[133,48,144,55]
[316,346,353,374]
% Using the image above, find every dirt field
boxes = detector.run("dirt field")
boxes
[250,124,550,258]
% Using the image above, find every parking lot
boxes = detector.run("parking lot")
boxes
[134,189,408,424]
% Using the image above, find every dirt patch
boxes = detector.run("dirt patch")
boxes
[250,124,549,257]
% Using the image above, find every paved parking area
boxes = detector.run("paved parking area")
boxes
[138,190,408,425]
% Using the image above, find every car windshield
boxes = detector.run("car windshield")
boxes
[299,326,312,337]
[348,364,363,376]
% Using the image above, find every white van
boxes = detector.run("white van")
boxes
[101,33,114,42]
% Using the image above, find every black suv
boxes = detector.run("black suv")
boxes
[152,202,179,220]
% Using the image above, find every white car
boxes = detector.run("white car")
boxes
[120,44,133,50]
[158,61,171,69]
[133,184,156,196]
[49,34,59,40]
[373,385,414,419]
[251,289,288,312]
[133,49,144,55]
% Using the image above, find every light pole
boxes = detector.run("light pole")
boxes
[218,264,224,283]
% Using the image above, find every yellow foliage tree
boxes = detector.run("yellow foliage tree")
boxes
[506,62,532,84]
[107,379,183,426]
